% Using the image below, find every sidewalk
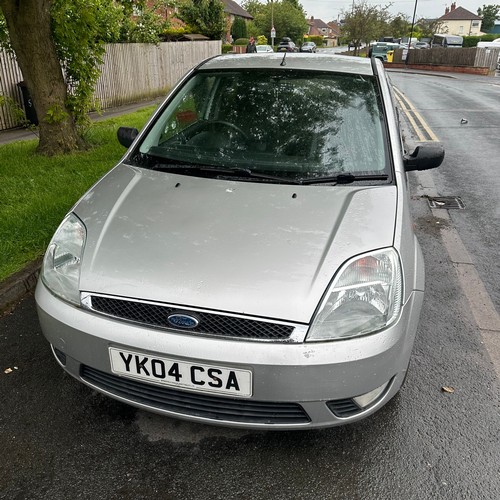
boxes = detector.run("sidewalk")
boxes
[0,97,163,145]
[0,98,163,314]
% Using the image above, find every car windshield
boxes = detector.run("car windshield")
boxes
[133,68,388,183]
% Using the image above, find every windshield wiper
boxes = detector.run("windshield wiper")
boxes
[139,154,389,186]
[150,162,211,173]
[148,161,301,184]
[300,173,389,185]
[211,166,302,184]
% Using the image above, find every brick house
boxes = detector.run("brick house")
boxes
[306,17,340,47]
[221,0,253,43]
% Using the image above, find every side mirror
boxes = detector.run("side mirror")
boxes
[404,143,444,171]
[117,127,139,148]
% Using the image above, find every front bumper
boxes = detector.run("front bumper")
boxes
[35,282,423,429]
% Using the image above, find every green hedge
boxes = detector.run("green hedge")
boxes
[233,38,249,46]
[305,35,324,47]
[463,34,499,47]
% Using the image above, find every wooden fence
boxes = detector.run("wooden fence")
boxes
[0,50,24,130]
[392,47,499,72]
[0,41,221,131]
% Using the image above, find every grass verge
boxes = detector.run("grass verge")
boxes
[0,106,156,282]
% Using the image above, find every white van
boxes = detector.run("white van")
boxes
[477,38,500,48]
[431,34,463,48]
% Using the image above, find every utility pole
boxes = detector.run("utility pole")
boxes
[406,0,418,65]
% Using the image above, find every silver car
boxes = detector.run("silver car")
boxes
[36,54,444,429]
[256,44,273,53]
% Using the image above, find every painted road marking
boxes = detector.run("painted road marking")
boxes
[397,90,500,374]
[393,86,440,142]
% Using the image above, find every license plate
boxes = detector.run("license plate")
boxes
[109,348,252,398]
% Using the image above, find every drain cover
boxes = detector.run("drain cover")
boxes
[427,196,465,209]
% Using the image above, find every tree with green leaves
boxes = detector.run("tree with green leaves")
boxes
[341,1,392,55]
[245,0,308,45]
[242,0,265,17]
[388,14,410,40]
[231,17,248,41]
[0,0,125,155]
[178,0,226,40]
[477,4,500,33]
[0,0,176,155]
[415,18,447,39]
[120,1,172,43]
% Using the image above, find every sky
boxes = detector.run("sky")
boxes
[298,1,485,23]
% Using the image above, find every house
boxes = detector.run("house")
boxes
[220,0,253,43]
[145,0,253,42]
[327,21,342,47]
[307,17,329,37]
[306,17,340,47]
[437,3,483,36]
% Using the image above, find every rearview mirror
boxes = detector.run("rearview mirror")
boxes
[404,143,444,171]
[117,127,139,148]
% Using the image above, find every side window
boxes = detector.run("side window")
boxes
[139,74,215,152]
[159,77,215,142]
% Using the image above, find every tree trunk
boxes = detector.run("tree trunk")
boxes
[0,0,85,155]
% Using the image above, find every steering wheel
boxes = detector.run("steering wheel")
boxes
[198,120,249,141]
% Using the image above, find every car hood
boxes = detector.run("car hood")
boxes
[76,164,397,323]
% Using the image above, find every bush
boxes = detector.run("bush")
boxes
[222,43,233,53]
[161,27,188,42]
[231,17,247,40]
[305,35,324,47]
[233,38,249,46]
[463,34,499,47]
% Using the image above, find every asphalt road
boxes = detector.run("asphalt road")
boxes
[389,68,500,313]
[1,71,499,499]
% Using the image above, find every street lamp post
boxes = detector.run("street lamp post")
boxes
[406,0,418,65]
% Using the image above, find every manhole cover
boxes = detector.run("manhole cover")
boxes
[427,196,465,209]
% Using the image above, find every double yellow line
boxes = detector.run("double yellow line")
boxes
[393,86,439,142]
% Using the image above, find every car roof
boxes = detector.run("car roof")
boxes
[198,54,375,76]
[374,42,401,47]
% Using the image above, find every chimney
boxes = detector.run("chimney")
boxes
[451,2,456,10]
[445,6,449,15]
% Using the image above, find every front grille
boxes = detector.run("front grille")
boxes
[81,365,310,425]
[88,295,294,340]
[326,398,361,418]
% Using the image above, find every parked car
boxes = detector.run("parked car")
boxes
[370,42,404,61]
[256,44,273,53]
[277,37,298,52]
[36,53,444,430]
[300,41,316,53]
[477,37,500,48]
[414,41,430,49]
[431,34,463,48]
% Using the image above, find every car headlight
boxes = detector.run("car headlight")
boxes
[307,248,403,341]
[41,213,86,306]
